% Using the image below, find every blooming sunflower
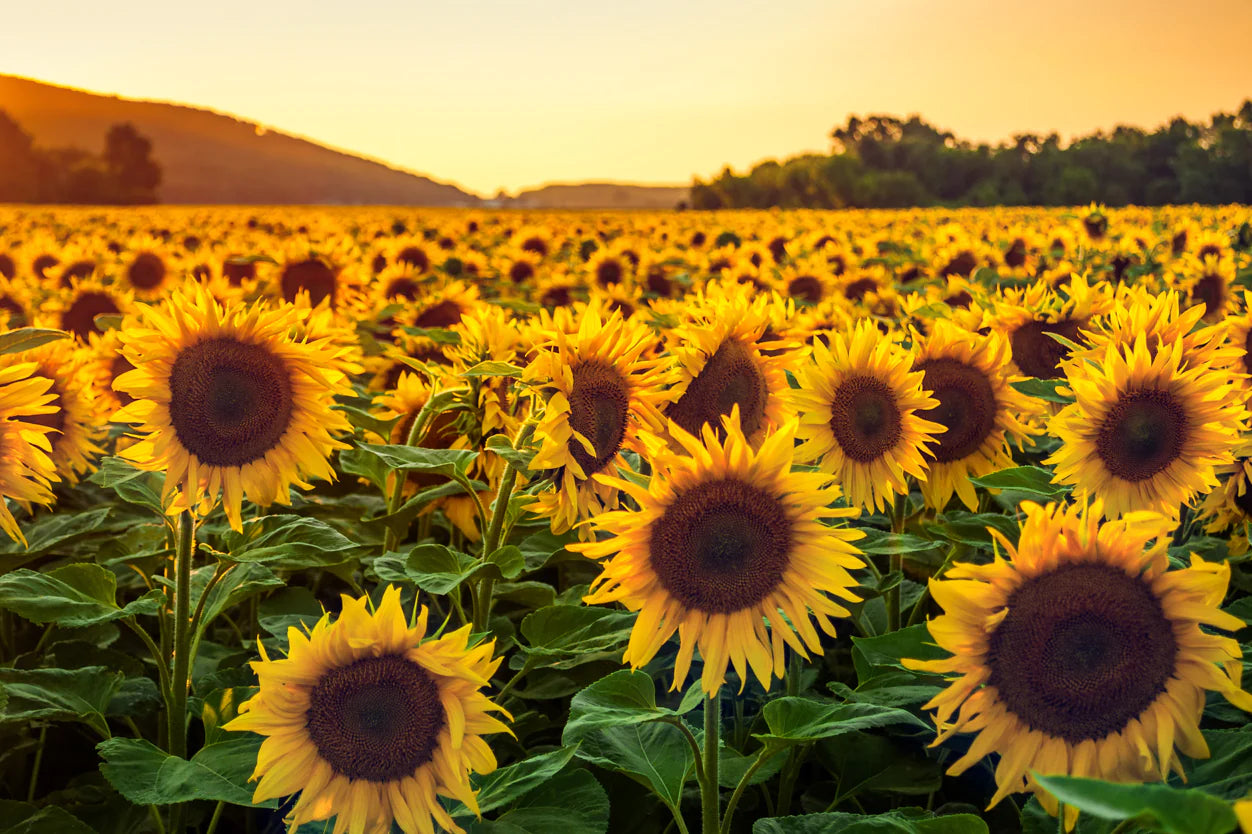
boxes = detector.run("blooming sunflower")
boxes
[575,414,865,696]
[905,500,1252,828]
[1047,334,1247,518]
[226,586,510,834]
[112,281,353,530]
[20,340,108,484]
[526,305,670,533]
[0,362,59,543]
[789,319,944,512]
[992,273,1110,380]
[912,320,1038,510]
[1196,450,1252,557]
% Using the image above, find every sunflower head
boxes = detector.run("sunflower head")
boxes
[575,412,865,695]
[0,361,60,543]
[906,499,1252,828]
[226,586,510,834]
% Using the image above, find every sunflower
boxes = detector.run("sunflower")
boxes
[1047,334,1246,518]
[120,234,176,298]
[20,340,108,484]
[992,273,1111,380]
[587,248,634,288]
[663,288,793,448]
[574,414,865,695]
[1079,286,1234,371]
[226,586,510,834]
[1196,449,1252,557]
[912,320,1038,510]
[1176,253,1237,322]
[789,319,944,512]
[112,281,354,530]
[526,304,670,534]
[905,500,1252,828]
[43,277,133,343]
[0,362,59,543]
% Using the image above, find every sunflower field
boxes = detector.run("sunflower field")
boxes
[2,203,1252,834]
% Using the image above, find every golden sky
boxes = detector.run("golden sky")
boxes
[3,0,1250,196]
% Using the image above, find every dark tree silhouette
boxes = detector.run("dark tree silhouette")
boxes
[104,123,162,203]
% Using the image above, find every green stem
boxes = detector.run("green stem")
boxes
[167,510,195,833]
[721,748,781,834]
[26,724,46,801]
[383,403,432,554]
[493,659,536,704]
[661,717,705,787]
[905,542,961,628]
[125,619,171,701]
[702,692,721,834]
[886,492,907,633]
[472,421,537,632]
[786,650,802,697]
[205,801,225,834]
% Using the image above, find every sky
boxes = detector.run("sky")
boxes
[2,0,1251,197]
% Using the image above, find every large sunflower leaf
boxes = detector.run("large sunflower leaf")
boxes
[754,697,929,749]
[455,746,579,818]
[968,465,1068,499]
[474,768,609,834]
[0,564,163,627]
[0,327,67,355]
[753,808,989,833]
[0,803,99,834]
[512,606,636,671]
[562,670,701,744]
[0,666,122,737]
[96,736,276,809]
[1032,774,1237,834]
[574,721,693,815]
[219,515,366,568]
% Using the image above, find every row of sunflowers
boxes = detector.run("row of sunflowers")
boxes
[0,203,1251,834]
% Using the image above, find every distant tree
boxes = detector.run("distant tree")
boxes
[0,111,41,201]
[103,123,162,203]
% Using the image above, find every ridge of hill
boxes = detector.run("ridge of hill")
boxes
[0,74,479,206]
[500,182,690,209]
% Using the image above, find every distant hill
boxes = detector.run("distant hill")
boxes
[501,182,690,209]
[0,74,479,205]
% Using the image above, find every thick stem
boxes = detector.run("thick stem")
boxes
[886,491,908,633]
[382,406,432,554]
[472,421,536,632]
[167,510,195,833]
[701,691,721,834]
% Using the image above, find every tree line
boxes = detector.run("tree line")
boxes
[690,102,1252,209]
[0,110,162,204]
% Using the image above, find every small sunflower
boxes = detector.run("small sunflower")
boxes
[1196,450,1252,557]
[789,319,944,512]
[992,273,1110,380]
[0,362,59,543]
[1047,334,1247,518]
[44,277,133,343]
[526,305,670,534]
[912,320,1038,510]
[576,414,864,695]
[113,281,354,530]
[226,586,510,834]
[20,340,108,484]
[905,500,1252,828]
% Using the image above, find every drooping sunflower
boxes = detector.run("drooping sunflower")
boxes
[1196,450,1252,557]
[112,281,354,530]
[226,586,510,834]
[526,304,670,534]
[912,320,1039,510]
[905,500,1252,828]
[1047,334,1247,518]
[789,319,945,512]
[575,414,865,696]
[0,362,59,543]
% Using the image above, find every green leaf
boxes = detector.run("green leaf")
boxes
[486,545,525,580]
[754,697,929,748]
[718,746,786,788]
[925,511,1019,549]
[515,606,635,671]
[1010,378,1074,403]
[562,670,699,745]
[221,515,365,569]
[87,456,164,511]
[350,444,477,477]
[192,562,285,642]
[460,746,579,817]
[0,508,113,566]
[474,769,609,834]
[0,666,122,736]
[461,360,524,378]
[1031,774,1237,834]
[0,564,163,627]
[1185,727,1252,799]
[0,804,99,834]
[575,721,693,813]
[815,731,942,801]
[403,543,479,594]
[97,736,275,808]
[856,530,945,557]
[851,623,947,683]
[968,466,1067,499]
[516,529,577,571]
[485,433,537,471]
[754,808,989,833]
[0,327,67,355]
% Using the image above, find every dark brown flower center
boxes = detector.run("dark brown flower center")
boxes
[787,275,823,303]
[509,260,535,283]
[167,337,294,466]
[916,358,997,464]
[1190,273,1225,320]
[521,236,547,257]
[32,254,59,280]
[667,338,768,440]
[1243,329,1252,377]
[829,375,903,463]
[566,361,630,477]
[385,277,420,301]
[397,246,430,272]
[223,257,256,286]
[306,655,446,783]
[1233,473,1252,518]
[843,278,878,302]
[60,259,96,288]
[940,251,977,278]
[1095,389,1187,482]
[26,386,66,436]
[596,259,624,287]
[1008,317,1087,379]
[61,291,120,341]
[1083,214,1108,241]
[987,562,1177,743]
[1004,239,1027,268]
[413,300,465,328]
[0,253,15,279]
[650,478,792,613]
[280,259,337,307]
[128,252,166,291]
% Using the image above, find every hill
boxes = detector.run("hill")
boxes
[501,182,690,209]
[0,74,479,205]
